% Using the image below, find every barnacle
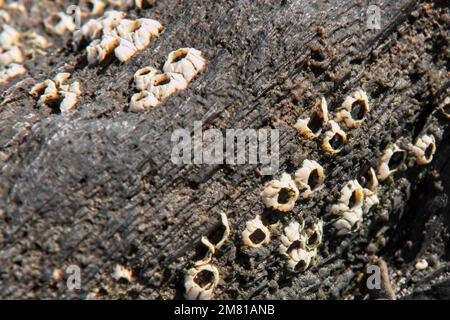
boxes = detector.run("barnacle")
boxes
[261,173,299,212]
[112,264,133,282]
[44,12,76,36]
[87,35,120,64]
[409,134,436,165]
[0,24,21,49]
[286,247,317,273]
[23,32,50,49]
[133,66,159,91]
[293,97,329,139]
[129,91,160,112]
[322,120,347,154]
[438,97,450,119]
[242,215,270,248]
[358,167,378,192]
[331,180,364,235]
[207,212,231,249]
[184,264,219,300]
[148,72,188,100]
[377,144,406,181]
[80,0,107,17]
[293,159,325,199]
[279,220,306,257]
[335,89,370,128]
[0,63,26,84]
[194,236,216,267]
[163,48,207,82]
[59,91,79,112]
[362,188,379,214]
[0,46,23,66]
[114,37,137,62]
[304,219,323,251]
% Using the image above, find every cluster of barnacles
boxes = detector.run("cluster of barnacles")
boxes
[72,10,162,64]
[184,213,230,300]
[130,48,206,112]
[29,72,82,112]
[279,218,323,272]
[294,90,371,154]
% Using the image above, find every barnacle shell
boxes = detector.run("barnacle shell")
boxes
[294,159,325,199]
[322,120,347,154]
[133,66,159,91]
[331,180,364,214]
[242,215,270,248]
[359,167,378,192]
[114,37,137,62]
[286,247,316,273]
[0,24,21,49]
[377,144,406,181]
[80,0,107,17]
[23,32,50,49]
[163,48,207,82]
[409,134,436,165]
[279,220,306,256]
[129,91,160,112]
[184,264,219,300]
[362,188,379,214]
[44,12,76,36]
[335,89,370,128]
[210,212,231,249]
[0,63,26,84]
[293,97,329,139]
[148,72,188,100]
[87,35,120,64]
[261,173,299,212]
[304,219,323,251]
[0,46,23,66]
[194,236,216,267]
[60,91,78,112]
[112,264,133,282]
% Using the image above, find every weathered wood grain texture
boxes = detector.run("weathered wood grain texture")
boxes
[0,0,449,299]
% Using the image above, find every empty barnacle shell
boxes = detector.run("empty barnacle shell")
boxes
[286,247,316,273]
[207,212,231,249]
[304,219,323,251]
[44,12,76,36]
[335,89,370,128]
[242,215,271,248]
[331,180,364,214]
[148,72,188,100]
[114,37,138,62]
[261,173,299,212]
[129,91,160,112]
[333,218,354,236]
[133,66,159,91]
[184,264,219,300]
[322,120,347,154]
[279,220,306,256]
[53,72,71,86]
[80,0,107,17]
[293,96,329,139]
[377,144,406,181]
[358,167,378,192]
[0,46,23,66]
[438,97,450,119]
[0,63,26,84]
[87,35,120,64]
[194,236,216,267]
[293,159,325,199]
[163,48,207,83]
[409,134,436,165]
[23,32,50,48]
[73,19,103,44]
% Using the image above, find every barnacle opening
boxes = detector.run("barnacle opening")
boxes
[171,49,188,63]
[154,74,172,86]
[329,132,345,150]
[388,150,406,170]
[249,228,267,245]
[194,270,215,289]
[287,240,303,253]
[424,143,434,160]
[307,169,320,190]
[278,188,293,204]
[294,260,308,272]
[351,100,366,120]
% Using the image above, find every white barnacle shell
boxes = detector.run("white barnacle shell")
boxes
[101,10,126,34]
[286,247,316,273]
[210,212,231,249]
[335,89,370,128]
[80,0,106,17]
[241,215,270,248]
[377,144,406,181]
[184,264,219,300]
[0,24,21,49]
[293,96,329,139]
[294,159,325,199]
[331,180,364,214]
[114,37,138,62]
[87,35,120,64]
[279,220,306,256]
[163,48,207,83]
[359,167,378,192]
[438,97,450,119]
[112,264,133,282]
[129,91,160,112]
[333,218,353,236]
[53,72,71,86]
[23,32,50,48]
[74,19,103,44]
[44,12,76,36]
[133,66,159,91]
[261,173,299,212]
[304,219,323,251]
[322,120,347,154]
[409,134,436,165]
[137,18,163,37]
[148,72,188,100]
[59,91,78,112]
[362,188,379,214]
[194,236,216,267]
[5,63,26,78]
[0,46,23,66]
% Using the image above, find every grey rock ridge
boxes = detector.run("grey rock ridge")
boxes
[0,0,449,299]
